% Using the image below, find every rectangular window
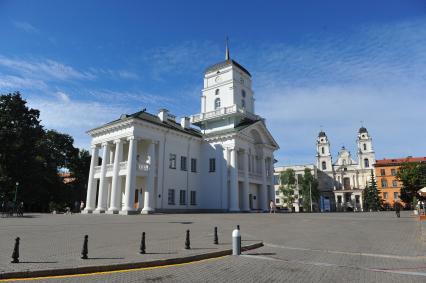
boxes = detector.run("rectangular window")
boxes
[190,191,196,205]
[384,192,388,199]
[179,190,186,205]
[381,179,388,188]
[168,189,175,205]
[392,180,398,187]
[191,158,197,173]
[275,198,280,204]
[391,169,396,176]
[275,190,280,196]
[209,158,216,172]
[181,156,187,171]
[169,154,176,169]
[380,169,385,176]
[393,192,398,200]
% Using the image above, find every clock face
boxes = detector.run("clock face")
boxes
[215,76,221,83]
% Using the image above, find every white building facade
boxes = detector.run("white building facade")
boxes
[316,127,376,212]
[83,48,279,215]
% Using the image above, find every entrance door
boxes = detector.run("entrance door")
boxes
[343,177,350,189]
[249,194,253,210]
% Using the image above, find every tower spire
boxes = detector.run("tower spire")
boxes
[225,37,230,60]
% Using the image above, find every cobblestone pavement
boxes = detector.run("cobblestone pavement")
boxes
[1,211,425,282]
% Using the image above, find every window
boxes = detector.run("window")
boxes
[190,191,196,205]
[180,156,187,171]
[364,158,369,168]
[321,147,324,154]
[191,158,197,173]
[391,169,396,176]
[215,89,220,95]
[274,175,279,185]
[214,98,221,109]
[169,154,176,169]
[322,161,326,170]
[380,169,385,176]
[381,179,388,188]
[179,190,186,205]
[393,192,398,200]
[392,180,398,187]
[168,189,175,205]
[384,192,388,199]
[241,99,245,108]
[343,160,346,165]
[241,89,246,97]
[275,190,280,196]
[275,198,280,204]
[363,143,367,151]
[209,158,216,172]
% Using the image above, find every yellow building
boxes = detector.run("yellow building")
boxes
[374,157,426,209]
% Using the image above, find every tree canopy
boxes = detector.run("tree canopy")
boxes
[397,162,426,204]
[363,170,382,211]
[279,169,296,210]
[0,92,90,211]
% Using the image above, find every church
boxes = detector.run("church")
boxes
[316,127,376,211]
[83,46,279,214]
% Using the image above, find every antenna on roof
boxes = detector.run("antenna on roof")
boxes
[225,37,230,60]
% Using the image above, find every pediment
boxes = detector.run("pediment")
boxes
[238,120,279,149]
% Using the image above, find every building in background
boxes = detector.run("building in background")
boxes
[374,157,426,209]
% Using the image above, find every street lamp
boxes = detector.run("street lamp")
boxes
[309,181,313,212]
[14,182,19,203]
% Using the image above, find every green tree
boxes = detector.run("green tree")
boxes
[68,149,91,203]
[397,162,426,204]
[279,169,296,210]
[363,170,382,211]
[300,168,319,212]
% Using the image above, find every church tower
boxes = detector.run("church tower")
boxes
[357,127,375,169]
[190,40,258,134]
[316,131,333,171]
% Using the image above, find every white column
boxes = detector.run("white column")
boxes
[95,142,110,213]
[229,148,240,211]
[121,137,137,214]
[221,147,229,210]
[107,139,123,214]
[242,150,250,212]
[268,157,275,202]
[359,193,364,211]
[84,145,99,213]
[260,156,268,211]
[142,141,156,214]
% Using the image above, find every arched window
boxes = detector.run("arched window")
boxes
[364,158,369,168]
[241,99,246,108]
[343,160,346,165]
[322,161,326,170]
[214,98,221,109]
[321,147,325,154]
[363,143,367,151]
[241,89,246,98]
[215,89,220,95]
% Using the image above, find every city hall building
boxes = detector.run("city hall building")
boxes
[83,48,279,214]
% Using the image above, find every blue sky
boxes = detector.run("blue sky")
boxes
[0,0,425,165]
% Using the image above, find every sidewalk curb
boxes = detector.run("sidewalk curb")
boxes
[0,242,263,280]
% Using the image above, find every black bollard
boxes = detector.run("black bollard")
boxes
[237,225,240,230]
[140,232,146,254]
[11,237,20,263]
[214,227,218,245]
[81,235,88,259]
[185,229,191,249]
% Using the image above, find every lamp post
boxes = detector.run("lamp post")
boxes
[14,182,19,203]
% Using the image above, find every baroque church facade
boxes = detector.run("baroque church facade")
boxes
[83,47,279,215]
[316,127,376,211]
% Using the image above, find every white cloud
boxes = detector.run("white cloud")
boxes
[0,74,48,91]
[56,91,70,103]
[12,21,39,33]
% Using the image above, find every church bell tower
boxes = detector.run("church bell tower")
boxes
[317,131,333,172]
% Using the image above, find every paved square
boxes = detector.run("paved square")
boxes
[0,211,425,282]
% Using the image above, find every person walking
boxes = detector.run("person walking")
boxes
[80,201,85,213]
[269,200,276,214]
[395,201,401,218]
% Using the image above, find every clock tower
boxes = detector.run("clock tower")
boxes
[191,40,258,134]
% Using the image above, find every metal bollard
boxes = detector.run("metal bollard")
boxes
[11,237,20,263]
[232,229,241,255]
[185,229,191,249]
[140,232,146,254]
[81,235,88,259]
[237,225,240,230]
[214,227,219,245]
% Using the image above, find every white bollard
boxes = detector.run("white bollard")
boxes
[232,229,241,255]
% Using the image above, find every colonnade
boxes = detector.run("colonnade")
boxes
[83,136,156,215]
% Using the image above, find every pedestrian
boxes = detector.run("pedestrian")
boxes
[395,201,401,218]
[269,200,276,214]
[80,201,85,212]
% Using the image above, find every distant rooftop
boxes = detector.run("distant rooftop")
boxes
[375,156,426,166]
